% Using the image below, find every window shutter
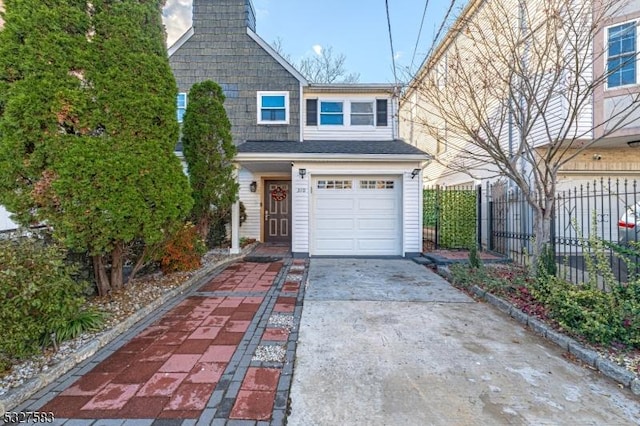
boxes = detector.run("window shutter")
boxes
[306,99,318,126]
[376,99,388,127]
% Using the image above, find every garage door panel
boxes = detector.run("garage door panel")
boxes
[356,239,399,251]
[316,198,355,211]
[316,239,355,251]
[312,176,402,256]
[357,198,397,212]
[316,218,354,231]
[357,218,398,231]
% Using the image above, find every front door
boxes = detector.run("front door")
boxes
[264,180,292,243]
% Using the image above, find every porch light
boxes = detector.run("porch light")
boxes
[299,168,307,179]
[411,168,421,179]
[249,181,257,192]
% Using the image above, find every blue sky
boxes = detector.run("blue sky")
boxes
[162,0,466,84]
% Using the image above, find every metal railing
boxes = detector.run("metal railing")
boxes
[488,178,639,286]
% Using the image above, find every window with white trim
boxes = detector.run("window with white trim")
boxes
[350,102,374,126]
[360,180,394,189]
[257,91,289,124]
[317,180,352,189]
[176,93,187,123]
[607,22,637,88]
[320,101,344,125]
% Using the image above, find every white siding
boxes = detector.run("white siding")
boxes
[238,167,261,240]
[303,93,395,141]
[291,166,310,254]
[402,171,422,254]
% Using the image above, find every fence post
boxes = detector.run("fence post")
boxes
[550,201,557,260]
[488,184,494,252]
[476,184,482,251]
[435,185,440,250]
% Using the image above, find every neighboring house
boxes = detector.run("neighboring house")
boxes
[169,0,429,257]
[399,0,640,255]
[399,0,640,191]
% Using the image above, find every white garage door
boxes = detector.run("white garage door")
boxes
[312,176,402,256]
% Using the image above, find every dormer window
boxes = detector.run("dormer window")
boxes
[320,101,344,125]
[257,91,289,124]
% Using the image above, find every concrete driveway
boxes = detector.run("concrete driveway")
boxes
[288,259,640,425]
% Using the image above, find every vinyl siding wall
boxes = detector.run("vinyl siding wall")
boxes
[303,93,396,141]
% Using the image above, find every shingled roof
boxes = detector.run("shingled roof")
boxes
[237,140,429,156]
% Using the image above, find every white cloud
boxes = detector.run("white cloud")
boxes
[312,44,323,56]
[162,0,192,46]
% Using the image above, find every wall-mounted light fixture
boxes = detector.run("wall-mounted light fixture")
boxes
[249,181,257,192]
[628,140,640,148]
[411,168,421,179]
[299,168,307,179]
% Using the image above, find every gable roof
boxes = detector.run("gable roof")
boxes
[167,27,194,57]
[237,140,429,159]
[245,28,308,84]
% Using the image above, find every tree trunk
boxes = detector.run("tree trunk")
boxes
[110,241,124,290]
[196,216,210,241]
[127,245,148,285]
[92,255,111,297]
[531,205,553,277]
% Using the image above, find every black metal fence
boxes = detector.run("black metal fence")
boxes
[488,178,639,286]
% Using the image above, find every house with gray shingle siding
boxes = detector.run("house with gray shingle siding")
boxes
[169,0,430,258]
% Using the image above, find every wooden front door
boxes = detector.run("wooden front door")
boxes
[264,180,292,243]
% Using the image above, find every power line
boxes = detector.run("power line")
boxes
[385,0,399,86]
[425,0,458,64]
[410,0,430,74]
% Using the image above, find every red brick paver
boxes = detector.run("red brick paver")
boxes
[40,261,282,419]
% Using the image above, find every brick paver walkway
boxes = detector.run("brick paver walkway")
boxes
[15,250,306,425]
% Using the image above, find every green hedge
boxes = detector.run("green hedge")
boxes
[424,188,477,249]
[0,238,91,370]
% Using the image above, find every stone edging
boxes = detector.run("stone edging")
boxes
[0,244,257,414]
[438,265,640,397]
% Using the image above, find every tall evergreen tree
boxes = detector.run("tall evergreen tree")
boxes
[0,0,192,296]
[181,80,238,239]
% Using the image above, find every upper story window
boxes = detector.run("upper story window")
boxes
[350,102,374,125]
[177,93,187,123]
[320,101,344,125]
[257,91,289,124]
[607,22,637,88]
[307,99,389,127]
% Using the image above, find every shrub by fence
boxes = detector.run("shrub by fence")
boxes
[424,186,477,249]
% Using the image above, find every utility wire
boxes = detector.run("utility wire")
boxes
[425,0,458,65]
[385,0,399,86]
[410,0,431,74]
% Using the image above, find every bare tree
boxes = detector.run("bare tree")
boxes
[405,0,640,272]
[272,38,360,83]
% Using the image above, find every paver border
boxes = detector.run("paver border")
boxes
[0,245,257,415]
[437,265,640,396]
